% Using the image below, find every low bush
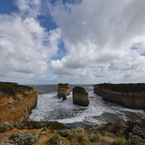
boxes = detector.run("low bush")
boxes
[17,120,43,129]
[59,129,72,137]
[45,134,68,145]
[9,131,39,145]
[0,122,15,133]
[126,139,145,145]
[68,132,91,145]
[89,133,99,142]
[46,121,70,130]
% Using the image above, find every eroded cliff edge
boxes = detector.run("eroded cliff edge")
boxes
[0,82,38,124]
[93,83,145,110]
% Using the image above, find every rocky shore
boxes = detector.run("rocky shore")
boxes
[0,82,38,124]
[93,83,145,110]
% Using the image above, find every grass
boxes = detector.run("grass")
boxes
[68,132,91,145]
[45,134,69,145]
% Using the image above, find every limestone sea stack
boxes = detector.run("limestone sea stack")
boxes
[0,82,38,124]
[57,83,70,100]
[72,86,89,106]
[94,83,145,110]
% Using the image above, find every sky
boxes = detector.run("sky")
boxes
[0,0,145,84]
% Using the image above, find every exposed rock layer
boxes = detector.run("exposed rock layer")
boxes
[57,83,70,100]
[0,82,38,124]
[93,84,145,109]
[73,86,89,106]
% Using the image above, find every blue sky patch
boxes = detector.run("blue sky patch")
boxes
[0,0,18,14]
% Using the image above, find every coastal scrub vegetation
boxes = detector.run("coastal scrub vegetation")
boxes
[0,82,32,98]
[96,83,145,93]
[1,118,145,145]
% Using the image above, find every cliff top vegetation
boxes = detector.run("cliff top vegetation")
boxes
[72,86,87,93]
[58,83,70,88]
[0,82,33,97]
[95,83,145,93]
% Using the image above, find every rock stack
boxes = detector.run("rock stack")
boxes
[72,86,89,106]
[57,83,70,100]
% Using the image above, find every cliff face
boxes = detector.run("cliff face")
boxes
[0,82,38,124]
[94,84,145,109]
[57,83,70,100]
[73,86,89,106]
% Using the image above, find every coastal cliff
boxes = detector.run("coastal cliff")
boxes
[0,82,38,124]
[93,83,145,109]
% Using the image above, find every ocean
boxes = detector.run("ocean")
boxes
[28,84,145,128]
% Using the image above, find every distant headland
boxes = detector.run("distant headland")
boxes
[93,83,145,110]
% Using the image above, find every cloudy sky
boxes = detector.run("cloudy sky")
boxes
[0,0,145,84]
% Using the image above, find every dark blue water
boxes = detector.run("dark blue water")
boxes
[29,84,145,127]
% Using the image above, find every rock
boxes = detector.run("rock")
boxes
[57,83,70,100]
[93,83,145,110]
[72,86,89,106]
[0,82,38,124]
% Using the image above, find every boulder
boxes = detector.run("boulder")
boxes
[0,82,38,124]
[72,86,89,106]
[57,83,70,100]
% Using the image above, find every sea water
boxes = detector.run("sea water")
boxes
[29,84,145,128]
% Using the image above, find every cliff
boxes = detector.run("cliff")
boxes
[72,86,89,106]
[0,82,38,124]
[57,83,70,100]
[93,83,145,109]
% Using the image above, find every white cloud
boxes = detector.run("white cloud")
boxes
[1,0,145,84]
[49,0,145,83]
[0,13,61,81]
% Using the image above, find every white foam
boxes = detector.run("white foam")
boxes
[29,89,145,125]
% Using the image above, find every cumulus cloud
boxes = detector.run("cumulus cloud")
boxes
[1,0,145,84]
[49,0,145,83]
[0,0,61,81]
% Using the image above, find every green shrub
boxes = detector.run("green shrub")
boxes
[9,131,39,145]
[46,121,70,130]
[68,132,91,145]
[59,129,72,137]
[89,133,99,142]
[18,120,43,129]
[45,134,68,145]
[0,122,15,133]
[126,139,145,145]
